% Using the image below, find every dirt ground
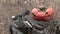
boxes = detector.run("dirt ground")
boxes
[0,0,60,34]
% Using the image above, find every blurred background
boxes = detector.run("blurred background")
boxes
[0,0,60,34]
